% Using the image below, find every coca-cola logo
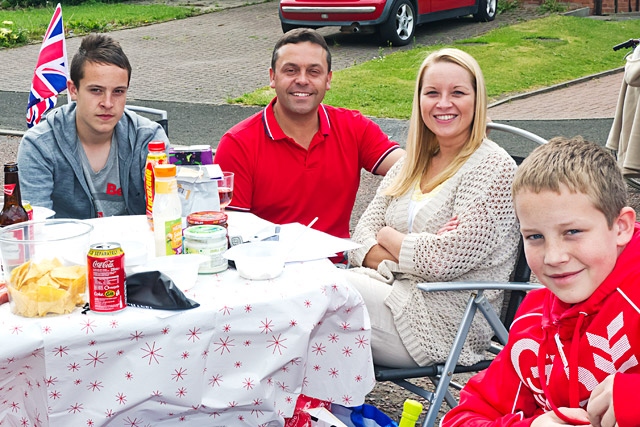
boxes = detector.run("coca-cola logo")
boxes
[3,184,15,196]
[92,259,115,269]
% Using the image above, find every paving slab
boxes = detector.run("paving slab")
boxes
[488,70,624,121]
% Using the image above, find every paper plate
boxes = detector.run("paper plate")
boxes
[32,206,56,221]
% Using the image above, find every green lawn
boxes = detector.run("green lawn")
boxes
[234,15,640,119]
[0,3,199,47]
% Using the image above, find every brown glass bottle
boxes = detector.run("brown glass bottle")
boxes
[0,162,29,227]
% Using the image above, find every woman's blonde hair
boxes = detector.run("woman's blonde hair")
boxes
[385,48,488,197]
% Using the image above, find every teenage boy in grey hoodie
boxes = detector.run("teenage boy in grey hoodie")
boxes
[17,33,169,219]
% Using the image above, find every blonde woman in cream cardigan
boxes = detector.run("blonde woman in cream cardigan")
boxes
[345,48,520,369]
[607,44,640,177]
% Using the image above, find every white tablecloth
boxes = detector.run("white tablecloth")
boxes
[0,215,374,426]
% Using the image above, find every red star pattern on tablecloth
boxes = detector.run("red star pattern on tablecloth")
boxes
[0,258,374,426]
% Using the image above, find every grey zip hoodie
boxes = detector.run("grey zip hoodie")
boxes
[16,102,169,219]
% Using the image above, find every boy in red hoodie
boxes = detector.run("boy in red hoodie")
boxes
[443,137,640,427]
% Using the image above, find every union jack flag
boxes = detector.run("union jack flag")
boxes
[26,3,68,128]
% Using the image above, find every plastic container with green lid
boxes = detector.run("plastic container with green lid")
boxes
[183,225,228,274]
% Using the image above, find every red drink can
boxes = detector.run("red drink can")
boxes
[22,201,33,220]
[87,243,126,313]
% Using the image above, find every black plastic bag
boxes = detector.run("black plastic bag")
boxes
[125,271,200,310]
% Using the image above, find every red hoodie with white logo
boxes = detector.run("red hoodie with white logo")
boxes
[442,224,640,427]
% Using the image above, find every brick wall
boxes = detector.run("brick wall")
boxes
[613,0,640,12]
[520,0,625,14]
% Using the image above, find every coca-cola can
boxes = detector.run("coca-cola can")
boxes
[87,242,126,313]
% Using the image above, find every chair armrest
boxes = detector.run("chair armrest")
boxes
[418,281,543,346]
[125,105,168,120]
[417,282,543,293]
[486,122,548,146]
[125,105,169,136]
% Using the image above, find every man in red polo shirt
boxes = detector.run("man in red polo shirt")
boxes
[214,28,403,240]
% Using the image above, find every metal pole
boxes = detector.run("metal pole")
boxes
[594,0,603,15]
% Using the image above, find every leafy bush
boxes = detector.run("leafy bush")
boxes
[66,18,113,33]
[1,0,128,9]
[538,0,567,13]
[0,19,27,47]
[498,0,520,14]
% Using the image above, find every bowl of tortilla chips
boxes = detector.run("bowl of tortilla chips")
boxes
[0,219,93,317]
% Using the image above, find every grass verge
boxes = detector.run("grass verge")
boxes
[0,3,199,46]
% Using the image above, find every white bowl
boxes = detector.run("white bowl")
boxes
[224,241,285,280]
[119,240,149,276]
[131,254,208,292]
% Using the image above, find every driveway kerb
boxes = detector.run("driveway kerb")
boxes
[488,67,624,108]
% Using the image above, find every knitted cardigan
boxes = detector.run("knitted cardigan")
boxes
[348,139,520,366]
[606,46,640,177]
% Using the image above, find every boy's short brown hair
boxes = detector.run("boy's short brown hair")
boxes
[70,33,132,88]
[512,136,627,227]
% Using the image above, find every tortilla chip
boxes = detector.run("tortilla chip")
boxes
[7,258,86,317]
[9,261,31,289]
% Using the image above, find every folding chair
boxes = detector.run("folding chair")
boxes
[126,105,169,137]
[373,122,547,427]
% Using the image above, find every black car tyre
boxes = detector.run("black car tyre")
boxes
[379,0,416,47]
[281,22,300,33]
[473,0,497,22]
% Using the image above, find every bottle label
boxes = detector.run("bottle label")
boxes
[145,154,167,222]
[162,218,183,255]
[155,180,175,194]
[145,164,155,221]
[3,183,16,196]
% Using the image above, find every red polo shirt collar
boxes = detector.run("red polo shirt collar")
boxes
[262,97,331,141]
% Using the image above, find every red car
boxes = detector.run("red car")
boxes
[279,0,496,46]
